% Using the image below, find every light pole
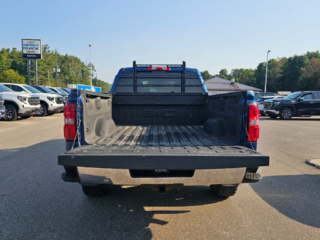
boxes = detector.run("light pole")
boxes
[89,44,92,88]
[264,50,271,92]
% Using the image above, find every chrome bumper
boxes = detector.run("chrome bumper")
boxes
[77,167,247,186]
[18,106,40,116]
[0,106,5,118]
[48,105,64,113]
[266,109,279,115]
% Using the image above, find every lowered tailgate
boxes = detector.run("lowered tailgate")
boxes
[58,125,269,169]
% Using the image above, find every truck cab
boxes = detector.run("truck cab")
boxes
[58,62,269,198]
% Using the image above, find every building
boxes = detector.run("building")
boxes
[205,77,262,94]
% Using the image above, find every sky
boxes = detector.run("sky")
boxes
[1,0,320,84]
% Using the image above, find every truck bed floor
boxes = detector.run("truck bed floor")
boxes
[95,125,227,147]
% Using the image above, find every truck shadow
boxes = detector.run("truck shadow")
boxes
[0,139,227,240]
[78,185,226,239]
[251,174,320,229]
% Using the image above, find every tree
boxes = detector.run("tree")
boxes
[200,70,213,80]
[0,69,25,83]
[230,68,255,85]
[279,55,309,91]
[298,57,320,90]
[219,69,228,79]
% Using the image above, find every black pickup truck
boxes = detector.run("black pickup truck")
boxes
[265,91,320,119]
[58,62,269,198]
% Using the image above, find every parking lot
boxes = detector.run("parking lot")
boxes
[0,114,320,239]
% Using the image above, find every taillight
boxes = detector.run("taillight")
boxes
[247,103,260,142]
[64,102,76,141]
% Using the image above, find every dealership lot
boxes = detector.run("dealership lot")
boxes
[0,115,320,239]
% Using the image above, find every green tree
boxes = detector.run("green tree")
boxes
[0,69,26,83]
[200,70,213,80]
[230,68,255,85]
[279,55,309,91]
[298,57,320,90]
[219,69,229,79]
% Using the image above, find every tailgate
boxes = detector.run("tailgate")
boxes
[58,144,269,169]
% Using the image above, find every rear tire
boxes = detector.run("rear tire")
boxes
[210,185,238,198]
[82,185,107,197]
[280,107,293,120]
[37,103,48,116]
[3,104,18,121]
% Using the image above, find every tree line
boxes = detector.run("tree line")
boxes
[0,45,111,92]
[200,51,320,92]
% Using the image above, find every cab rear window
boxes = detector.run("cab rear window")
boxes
[114,71,203,94]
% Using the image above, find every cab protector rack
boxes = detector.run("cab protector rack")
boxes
[133,61,186,93]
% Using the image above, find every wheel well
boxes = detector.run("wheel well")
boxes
[40,100,49,108]
[4,101,19,111]
[280,106,295,115]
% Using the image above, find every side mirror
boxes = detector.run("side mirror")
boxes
[298,97,304,102]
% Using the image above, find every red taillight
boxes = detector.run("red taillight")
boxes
[64,102,76,141]
[247,103,260,142]
[148,67,171,71]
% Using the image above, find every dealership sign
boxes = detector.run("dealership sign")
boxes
[22,39,42,59]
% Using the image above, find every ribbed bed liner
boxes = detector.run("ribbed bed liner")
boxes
[94,125,227,147]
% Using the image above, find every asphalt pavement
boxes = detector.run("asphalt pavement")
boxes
[0,114,320,240]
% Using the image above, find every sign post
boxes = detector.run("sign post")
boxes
[22,39,42,85]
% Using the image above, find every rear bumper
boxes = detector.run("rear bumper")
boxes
[48,105,64,113]
[0,106,5,118]
[18,106,40,116]
[75,167,248,186]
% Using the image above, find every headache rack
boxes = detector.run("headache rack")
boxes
[132,61,187,93]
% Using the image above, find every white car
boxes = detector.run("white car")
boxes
[0,94,5,119]
[3,83,64,116]
[257,96,284,116]
[0,84,40,121]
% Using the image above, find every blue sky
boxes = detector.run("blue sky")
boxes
[1,0,319,84]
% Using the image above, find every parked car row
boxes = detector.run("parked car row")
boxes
[0,83,69,121]
[257,96,284,116]
[257,91,320,120]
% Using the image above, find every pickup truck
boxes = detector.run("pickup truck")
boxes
[265,91,320,119]
[3,83,64,116]
[34,86,68,107]
[0,84,40,121]
[58,62,269,198]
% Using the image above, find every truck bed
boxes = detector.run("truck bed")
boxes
[58,125,269,170]
[94,125,227,147]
